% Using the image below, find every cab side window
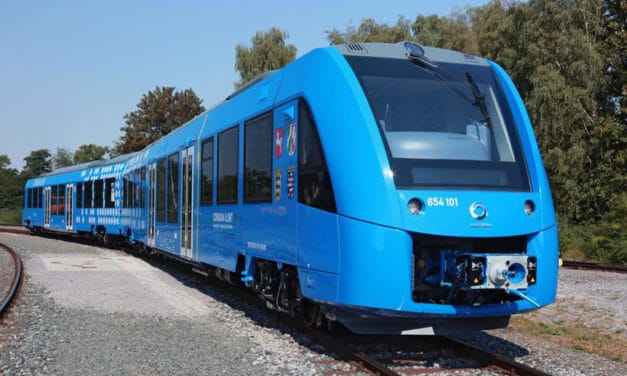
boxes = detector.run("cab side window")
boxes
[298,101,336,213]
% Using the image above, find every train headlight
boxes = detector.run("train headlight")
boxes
[524,200,535,216]
[407,198,423,215]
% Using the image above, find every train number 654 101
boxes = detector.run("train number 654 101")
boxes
[427,197,459,207]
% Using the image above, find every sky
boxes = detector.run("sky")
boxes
[0,0,491,170]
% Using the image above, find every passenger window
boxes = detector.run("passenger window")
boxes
[298,101,336,213]
[27,188,33,208]
[123,175,128,208]
[30,188,36,208]
[58,184,65,215]
[200,137,214,205]
[140,167,146,208]
[105,178,115,208]
[157,158,166,221]
[77,182,83,208]
[51,186,58,215]
[167,153,179,223]
[84,181,93,208]
[218,126,239,204]
[244,112,273,203]
[94,180,103,208]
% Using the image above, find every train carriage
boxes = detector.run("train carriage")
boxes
[24,42,559,335]
[23,154,135,239]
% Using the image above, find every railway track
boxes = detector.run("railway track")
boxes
[0,243,23,317]
[309,331,551,375]
[140,253,551,375]
[0,225,30,236]
[562,259,627,273]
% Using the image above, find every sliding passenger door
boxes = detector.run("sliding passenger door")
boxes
[44,186,51,228]
[148,163,156,247]
[180,146,194,258]
[65,184,73,230]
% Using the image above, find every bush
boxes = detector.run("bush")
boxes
[0,208,22,225]
[559,194,627,264]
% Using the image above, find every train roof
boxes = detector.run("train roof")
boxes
[39,151,139,177]
[333,41,489,66]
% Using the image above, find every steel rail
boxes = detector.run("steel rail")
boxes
[437,336,551,376]
[562,260,627,273]
[0,225,31,235]
[0,242,23,317]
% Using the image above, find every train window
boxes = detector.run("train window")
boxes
[27,188,33,208]
[94,180,104,208]
[298,101,337,213]
[84,181,93,208]
[167,153,179,223]
[244,112,272,203]
[122,175,128,208]
[37,187,44,208]
[140,167,146,208]
[346,56,530,191]
[105,178,115,208]
[51,186,58,215]
[218,126,239,204]
[157,158,166,221]
[133,169,141,208]
[130,175,136,208]
[200,137,214,205]
[58,184,65,215]
[33,188,38,208]
[77,182,83,208]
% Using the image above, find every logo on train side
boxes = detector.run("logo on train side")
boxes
[469,201,488,220]
[287,123,296,157]
[274,169,282,201]
[287,167,295,200]
[275,127,283,158]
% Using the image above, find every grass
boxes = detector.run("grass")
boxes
[0,208,22,225]
[508,316,627,363]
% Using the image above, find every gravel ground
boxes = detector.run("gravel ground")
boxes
[454,268,626,376]
[1,232,625,375]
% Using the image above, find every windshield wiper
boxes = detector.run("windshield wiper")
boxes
[466,72,494,134]
[407,55,474,105]
[406,53,495,135]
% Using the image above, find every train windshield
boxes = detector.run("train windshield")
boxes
[346,56,530,191]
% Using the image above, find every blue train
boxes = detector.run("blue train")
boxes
[23,42,558,335]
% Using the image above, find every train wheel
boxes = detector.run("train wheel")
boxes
[302,300,320,327]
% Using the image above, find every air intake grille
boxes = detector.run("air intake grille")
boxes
[345,43,368,55]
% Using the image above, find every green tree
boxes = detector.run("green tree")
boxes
[52,147,74,170]
[22,149,51,179]
[327,17,413,44]
[326,14,478,54]
[74,144,109,164]
[114,86,205,155]
[413,10,478,53]
[235,28,297,88]
[0,155,24,209]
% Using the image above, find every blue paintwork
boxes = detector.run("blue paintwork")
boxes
[23,157,131,235]
[23,42,559,330]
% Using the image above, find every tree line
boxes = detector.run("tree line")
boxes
[2,0,624,262]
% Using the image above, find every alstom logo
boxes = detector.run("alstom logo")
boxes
[469,202,488,220]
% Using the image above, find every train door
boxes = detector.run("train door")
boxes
[180,146,194,258]
[148,163,156,247]
[65,184,73,230]
[44,186,51,227]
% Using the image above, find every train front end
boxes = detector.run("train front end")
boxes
[301,42,559,334]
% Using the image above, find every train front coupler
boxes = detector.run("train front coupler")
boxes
[419,250,540,307]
